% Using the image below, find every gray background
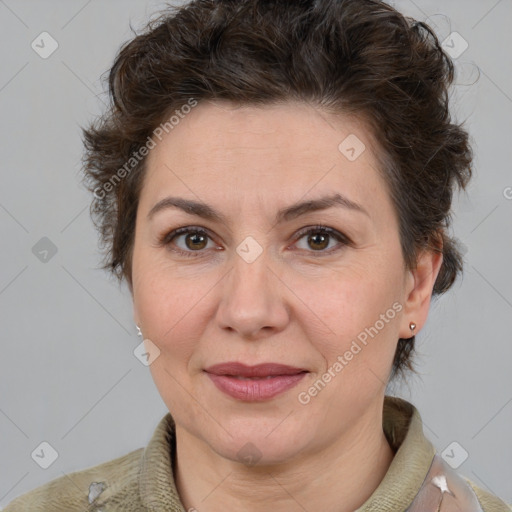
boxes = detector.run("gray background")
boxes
[0,0,511,506]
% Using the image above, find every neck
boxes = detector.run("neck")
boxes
[174,400,395,512]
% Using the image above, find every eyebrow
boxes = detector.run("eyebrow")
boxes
[147,193,370,224]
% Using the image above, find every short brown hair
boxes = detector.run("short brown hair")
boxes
[81,0,473,381]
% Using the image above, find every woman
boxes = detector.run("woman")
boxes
[4,0,510,510]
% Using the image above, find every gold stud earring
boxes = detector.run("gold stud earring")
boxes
[409,322,416,333]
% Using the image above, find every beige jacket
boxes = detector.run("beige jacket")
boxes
[4,396,511,511]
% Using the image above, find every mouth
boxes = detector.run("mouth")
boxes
[204,362,309,401]
[204,362,308,377]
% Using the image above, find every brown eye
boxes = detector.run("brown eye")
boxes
[306,231,330,251]
[294,226,349,254]
[184,231,208,250]
[161,227,216,257]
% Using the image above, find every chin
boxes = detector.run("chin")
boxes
[205,419,310,467]
[220,440,302,468]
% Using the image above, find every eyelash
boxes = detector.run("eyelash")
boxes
[158,224,351,258]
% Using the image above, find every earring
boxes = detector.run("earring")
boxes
[136,325,142,337]
[409,322,416,333]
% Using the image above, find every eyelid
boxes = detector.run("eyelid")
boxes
[158,226,220,257]
[288,224,351,254]
[292,224,350,244]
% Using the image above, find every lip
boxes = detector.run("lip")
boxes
[204,362,308,401]
[204,362,307,377]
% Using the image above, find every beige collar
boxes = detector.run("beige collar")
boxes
[137,395,436,512]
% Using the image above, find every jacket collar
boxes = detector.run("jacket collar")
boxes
[137,395,436,512]
[356,396,436,511]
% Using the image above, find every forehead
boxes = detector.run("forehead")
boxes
[149,100,374,159]
[141,101,390,217]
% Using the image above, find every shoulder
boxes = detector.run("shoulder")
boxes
[387,398,511,512]
[463,477,512,512]
[2,447,145,511]
[421,453,511,512]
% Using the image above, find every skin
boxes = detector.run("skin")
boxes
[131,101,442,512]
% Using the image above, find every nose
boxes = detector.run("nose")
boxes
[215,248,290,340]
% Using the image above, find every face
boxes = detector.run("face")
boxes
[131,101,437,465]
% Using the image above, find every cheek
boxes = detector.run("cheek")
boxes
[296,262,403,366]
[135,269,211,421]
[135,274,200,344]
[132,256,222,371]
[133,245,195,324]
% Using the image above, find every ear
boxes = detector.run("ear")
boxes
[399,246,443,339]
